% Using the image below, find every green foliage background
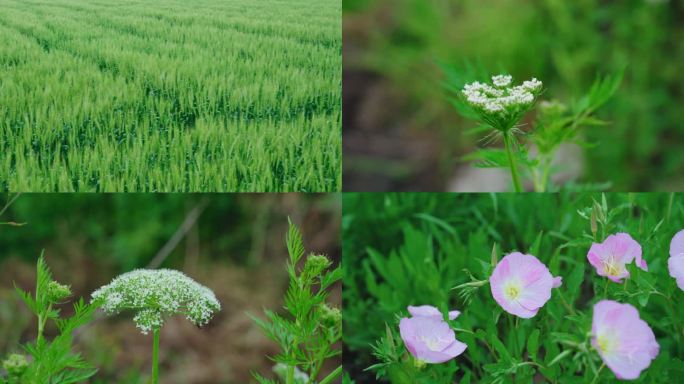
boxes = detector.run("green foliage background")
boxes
[343,0,684,191]
[343,192,684,382]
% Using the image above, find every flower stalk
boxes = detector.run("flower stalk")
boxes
[152,328,160,384]
[503,132,522,192]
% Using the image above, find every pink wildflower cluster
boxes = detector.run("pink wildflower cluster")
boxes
[396,228,681,380]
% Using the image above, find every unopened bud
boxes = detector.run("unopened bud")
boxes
[47,281,71,302]
[3,353,28,377]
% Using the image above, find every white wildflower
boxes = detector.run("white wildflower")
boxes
[91,269,221,334]
[521,78,542,92]
[461,74,543,129]
[492,74,512,87]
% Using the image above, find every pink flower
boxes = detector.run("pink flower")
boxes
[668,229,684,291]
[587,233,646,283]
[408,305,460,320]
[591,300,659,380]
[399,305,467,364]
[489,252,562,319]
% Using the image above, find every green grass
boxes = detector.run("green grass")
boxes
[0,0,341,192]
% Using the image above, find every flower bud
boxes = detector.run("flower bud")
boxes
[319,304,341,328]
[47,281,72,302]
[413,357,427,369]
[303,254,331,278]
[3,353,28,377]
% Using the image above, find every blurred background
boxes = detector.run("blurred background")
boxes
[343,0,684,191]
[0,193,341,383]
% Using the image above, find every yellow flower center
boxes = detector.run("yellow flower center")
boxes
[596,333,618,354]
[603,257,622,276]
[504,282,521,300]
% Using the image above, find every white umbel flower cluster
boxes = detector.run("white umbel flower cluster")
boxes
[92,269,221,334]
[462,75,542,114]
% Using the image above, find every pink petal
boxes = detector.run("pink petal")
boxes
[413,348,457,364]
[552,276,563,288]
[669,229,684,258]
[606,233,641,265]
[399,318,420,357]
[448,310,461,320]
[587,242,608,271]
[490,255,512,285]
[636,258,648,271]
[668,254,684,291]
[499,298,539,319]
[441,339,468,358]
[517,280,552,312]
[408,305,442,318]
[408,305,461,321]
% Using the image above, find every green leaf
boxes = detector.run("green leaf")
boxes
[286,218,305,264]
[412,213,456,235]
[460,371,471,384]
[566,263,585,300]
[547,349,572,366]
[529,231,543,256]
[462,148,509,168]
[490,333,512,363]
[527,329,540,359]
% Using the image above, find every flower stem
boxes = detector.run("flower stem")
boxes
[286,364,294,384]
[318,366,342,384]
[152,328,160,384]
[37,303,51,344]
[503,132,523,192]
[591,363,605,384]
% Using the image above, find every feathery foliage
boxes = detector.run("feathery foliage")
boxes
[251,220,342,384]
[1,254,99,384]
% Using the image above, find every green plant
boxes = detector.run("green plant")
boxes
[444,67,623,192]
[251,220,342,384]
[1,254,100,384]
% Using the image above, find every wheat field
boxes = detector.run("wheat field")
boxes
[0,0,341,192]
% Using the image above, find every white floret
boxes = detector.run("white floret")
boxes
[484,101,504,112]
[492,74,512,87]
[521,78,542,92]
